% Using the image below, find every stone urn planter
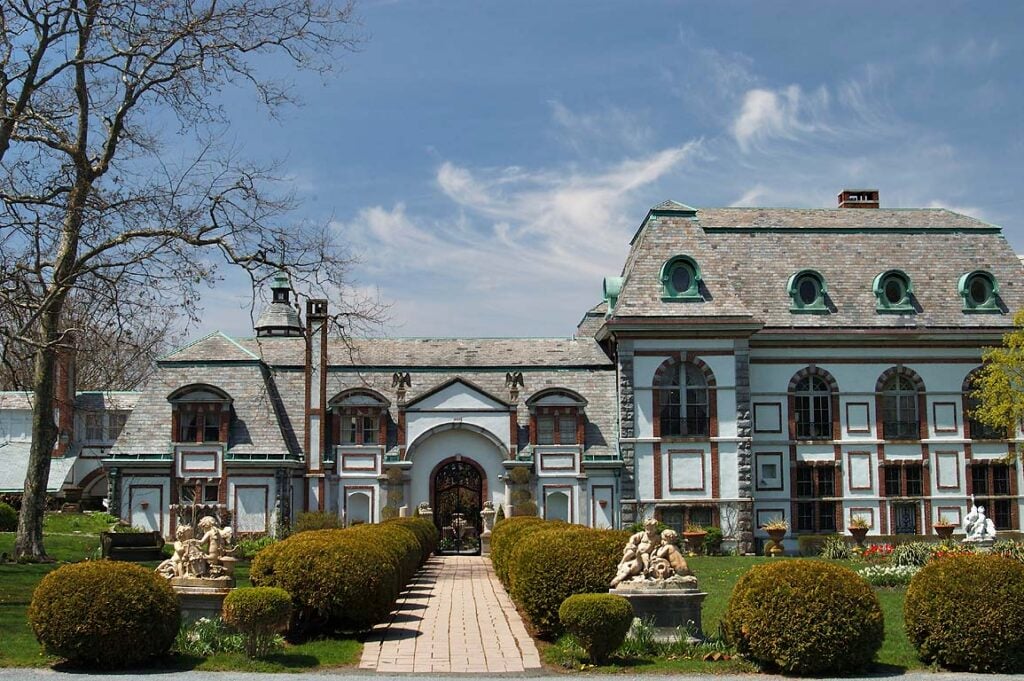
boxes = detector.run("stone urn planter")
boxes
[934,523,956,540]
[849,526,869,553]
[681,530,707,557]
[764,528,786,557]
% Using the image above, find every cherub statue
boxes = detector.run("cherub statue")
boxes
[652,529,691,577]
[611,518,663,587]
[197,515,233,571]
[963,497,997,542]
[156,524,200,579]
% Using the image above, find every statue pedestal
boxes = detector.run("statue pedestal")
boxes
[611,578,707,642]
[171,576,235,623]
[963,538,995,552]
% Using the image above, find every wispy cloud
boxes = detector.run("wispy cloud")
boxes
[547,100,654,155]
[731,85,831,152]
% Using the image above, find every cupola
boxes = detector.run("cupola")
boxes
[254,272,303,337]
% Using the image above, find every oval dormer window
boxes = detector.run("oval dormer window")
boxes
[873,270,914,313]
[797,275,820,306]
[787,270,828,314]
[659,255,703,301]
[958,270,999,313]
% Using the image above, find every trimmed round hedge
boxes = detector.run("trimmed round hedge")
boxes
[350,522,421,586]
[559,593,634,663]
[508,526,629,638]
[490,516,549,587]
[904,553,1024,673]
[0,501,16,531]
[28,561,180,667]
[723,560,883,675]
[251,528,399,631]
[223,586,292,658]
[385,516,439,563]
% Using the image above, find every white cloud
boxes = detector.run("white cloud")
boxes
[731,85,831,152]
[547,100,654,154]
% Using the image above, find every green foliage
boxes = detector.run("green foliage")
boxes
[489,516,549,587]
[558,594,634,663]
[971,309,1024,439]
[508,526,629,638]
[506,467,531,485]
[110,523,147,533]
[993,538,1024,562]
[0,501,16,531]
[293,511,342,534]
[28,561,180,667]
[495,505,506,524]
[890,542,933,567]
[818,534,853,559]
[250,522,429,633]
[512,500,538,517]
[702,526,724,554]
[234,535,278,560]
[380,506,399,521]
[723,559,884,675]
[175,616,246,656]
[386,467,404,485]
[509,489,532,504]
[223,587,292,658]
[857,564,919,587]
[904,553,1024,672]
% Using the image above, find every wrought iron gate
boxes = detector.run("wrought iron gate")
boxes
[434,460,482,555]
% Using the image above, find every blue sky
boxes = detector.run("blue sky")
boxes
[195,0,1024,339]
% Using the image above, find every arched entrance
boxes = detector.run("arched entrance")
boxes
[432,457,484,555]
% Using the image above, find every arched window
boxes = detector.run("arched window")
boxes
[526,388,587,446]
[659,363,710,437]
[881,374,920,440]
[168,384,232,444]
[330,389,390,447]
[794,375,833,440]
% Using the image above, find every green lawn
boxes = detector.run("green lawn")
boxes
[0,514,361,670]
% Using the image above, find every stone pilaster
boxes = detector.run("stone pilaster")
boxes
[734,340,754,554]
[618,348,637,526]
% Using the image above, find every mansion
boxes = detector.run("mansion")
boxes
[6,189,1022,553]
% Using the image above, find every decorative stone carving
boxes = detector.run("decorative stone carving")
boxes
[156,515,235,581]
[963,497,997,543]
[480,501,496,537]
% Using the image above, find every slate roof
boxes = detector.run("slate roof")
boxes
[254,301,302,334]
[610,203,1024,329]
[0,441,75,492]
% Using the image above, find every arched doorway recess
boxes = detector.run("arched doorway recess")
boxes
[432,457,484,555]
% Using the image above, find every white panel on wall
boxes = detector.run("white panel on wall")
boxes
[545,491,570,522]
[668,451,704,491]
[936,451,960,489]
[347,491,371,525]
[753,403,782,433]
[932,403,958,433]
[845,402,871,433]
[849,453,872,490]
[591,486,614,529]
[236,487,269,533]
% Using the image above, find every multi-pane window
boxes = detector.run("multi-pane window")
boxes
[108,411,129,440]
[794,376,832,440]
[660,363,709,437]
[177,407,225,443]
[972,463,1015,529]
[882,375,920,439]
[661,506,714,532]
[884,464,924,497]
[340,413,380,445]
[534,408,578,445]
[84,412,104,441]
[794,463,837,532]
[179,483,220,505]
[965,394,1005,440]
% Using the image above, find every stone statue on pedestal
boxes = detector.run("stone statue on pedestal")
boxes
[963,497,997,542]
[156,515,235,581]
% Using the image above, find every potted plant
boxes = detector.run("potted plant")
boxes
[848,516,870,553]
[761,519,788,557]
[682,523,708,556]
[933,521,956,540]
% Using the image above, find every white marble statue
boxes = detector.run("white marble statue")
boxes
[963,497,997,542]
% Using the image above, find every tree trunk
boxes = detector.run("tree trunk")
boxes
[14,311,60,560]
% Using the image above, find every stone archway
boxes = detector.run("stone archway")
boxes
[431,456,485,555]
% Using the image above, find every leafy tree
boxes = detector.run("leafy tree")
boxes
[0,0,376,560]
[970,309,1024,440]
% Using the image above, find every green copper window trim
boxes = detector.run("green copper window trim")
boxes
[603,276,623,314]
[959,270,1001,313]
[873,269,915,314]
[787,269,829,314]
[659,255,703,302]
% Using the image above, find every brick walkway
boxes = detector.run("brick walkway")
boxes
[359,555,542,674]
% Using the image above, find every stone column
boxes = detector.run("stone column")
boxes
[734,340,754,554]
[618,347,637,527]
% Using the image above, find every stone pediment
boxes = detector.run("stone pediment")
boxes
[404,377,510,411]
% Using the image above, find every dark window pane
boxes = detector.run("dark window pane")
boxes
[818,502,836,531]
[972,465,989,495]
[796,466,814,497]
[559,414,577,444]
[905,465,923,496]
[994,465,1010,495]
[994,500,1012,529]
[660,388,682,436]
[537,415,555,445]
[816,467,835,497]
[203,413,221,442]
[204,485,219,503]
[885,467,901,496]
[661,509,684,534]
[969,275,991,305]
[798,277,819,305]
[689,507,713,528]
[884,277,904,304]
[797,502,814,531]
[362,416,379,444]
[179,412,198,442]
[671,265,691,293]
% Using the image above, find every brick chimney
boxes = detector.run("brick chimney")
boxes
[53,345,76,457]
[838,189,879,209]
[304,299,329,511]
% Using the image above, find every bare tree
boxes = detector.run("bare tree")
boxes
[0,0,374,559]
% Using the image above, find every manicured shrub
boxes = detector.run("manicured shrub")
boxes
[234,535,277,560]
[489,516,548,587]
[222,587,292,658]
[293,511,342,533]
[251,528,398,631]
[0,501,16,531]
[558,593,634,663]
[512,500,538,517]
[385,516,439,562]
[351,522,421,586]
[28,561,180,667]
[904,553,1024,672]
[723,559,883,675]
[506,467,531,485]
[508,527,629,638]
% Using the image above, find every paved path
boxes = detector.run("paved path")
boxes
[359,555,542,674]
